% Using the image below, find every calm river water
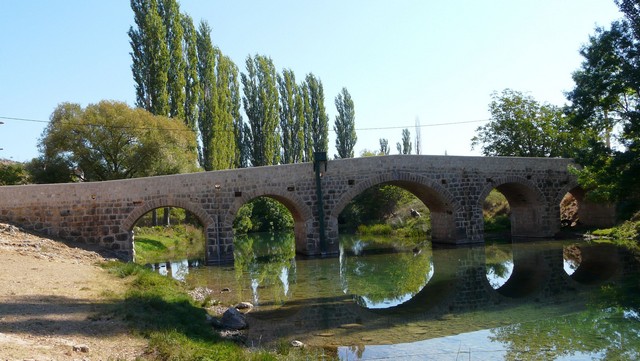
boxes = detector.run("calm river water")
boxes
[152,233,640,360]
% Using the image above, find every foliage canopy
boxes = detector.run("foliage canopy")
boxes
[39,100,199,182]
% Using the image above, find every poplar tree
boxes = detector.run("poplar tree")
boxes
[379,138,390,155]
[181,14,199,131]
[304,73,329,158]
[241,54,280,166]
[300,84,313,162]
[334,87,357,159]
[159,0,185,120]
[214,52,240,170]
[196,21,217,170]
[397,128,412,154]
[278,69,304,164]
[129,0,170,116]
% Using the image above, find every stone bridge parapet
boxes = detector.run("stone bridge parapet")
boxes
[0,155,615,263]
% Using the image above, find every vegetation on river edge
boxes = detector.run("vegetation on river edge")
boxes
[102,261,334,361]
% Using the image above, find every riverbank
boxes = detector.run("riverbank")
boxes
[0,223,148,359]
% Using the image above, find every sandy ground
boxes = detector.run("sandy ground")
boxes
[0,223,148,361]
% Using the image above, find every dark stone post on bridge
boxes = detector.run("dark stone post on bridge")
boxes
[314,151,329,255]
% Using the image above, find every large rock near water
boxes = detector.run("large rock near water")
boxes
[221,307,248,330]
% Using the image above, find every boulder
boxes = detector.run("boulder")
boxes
[235,301,253,310]
[221,307,248,330]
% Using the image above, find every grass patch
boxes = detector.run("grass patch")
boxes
[101,261,334,360]
[589,212,640,256]
[134,224,205,264]
[357,223,393,235]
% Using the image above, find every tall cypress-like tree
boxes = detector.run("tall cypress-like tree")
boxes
[300,84,313,162]
[129,0,170,116]
[159,0,185,120]
[278,69,304,164]
[415,116,422,155]
[304,73,329,158]
[181,14,199,131]
[241,54,280,166]
[397,128,412,154]
[213,52,239,170]
[379,138,391,155]
[196,21,217,170]
[333,87,356,159]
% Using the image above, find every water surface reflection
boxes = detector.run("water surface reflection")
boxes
[156,234,639,360]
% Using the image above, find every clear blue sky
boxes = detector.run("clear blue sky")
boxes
[0,1,624,162]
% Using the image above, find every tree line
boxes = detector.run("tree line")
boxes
[470,0,640,218]
[2,0,638,222]
[128,0,357,170]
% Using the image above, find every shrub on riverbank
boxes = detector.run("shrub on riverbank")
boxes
[590,212,640,255]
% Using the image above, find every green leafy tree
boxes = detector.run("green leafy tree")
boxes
[181,14,199,131]
[195,21,218,170]
[158,0,185,120]
[234,197,293,233]
[300,84,314,162]
[304,73,329,158]
[129,0,170,116]
[472,89,581,157]
[241,54,280,166]
[397,128,412,155]
[39,101,198,181]
[415,116,422,155]
[214,52,241,170]
[26,155,75,184]
[334,87,357,159]
[379,138,390,155]
[278,69,305,164]
[566,9,640,213]
[0,161,29,185]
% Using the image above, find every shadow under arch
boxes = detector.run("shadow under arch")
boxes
[568,242,621,285]
[226,187,314,257]
[478,176,548,237]
[554,182,617,229]
[121,197,214,262]
[493,240,552,298]
[331,172,461,242]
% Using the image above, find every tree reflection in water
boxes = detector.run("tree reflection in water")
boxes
[485,242,514,289]
[339,236,433,308]
[233,232,296,307]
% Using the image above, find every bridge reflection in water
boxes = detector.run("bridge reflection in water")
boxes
[180,236,639,358]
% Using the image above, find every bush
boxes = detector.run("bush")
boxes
[484,214,511,233]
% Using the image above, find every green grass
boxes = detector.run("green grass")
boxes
[588,212,640,257]
[357,223,393,235]
[101,261,336,360]
[134,224,205,264]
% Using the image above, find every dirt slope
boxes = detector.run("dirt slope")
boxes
[0,223,147,360]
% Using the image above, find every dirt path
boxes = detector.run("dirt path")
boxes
[0,223,147,360]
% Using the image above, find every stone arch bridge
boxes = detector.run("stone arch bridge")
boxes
[0,155,614,264]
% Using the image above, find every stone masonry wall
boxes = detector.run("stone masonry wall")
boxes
[0,155,604,263]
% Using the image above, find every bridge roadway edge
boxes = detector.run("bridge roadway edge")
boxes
[0,155,613,264]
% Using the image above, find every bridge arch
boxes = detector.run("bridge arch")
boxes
[331,172,460,242]
[478,176,548,237]
[554,182,616,228]
[226,187,314,256]
[121,197,214,262]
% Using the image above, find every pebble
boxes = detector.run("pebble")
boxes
[291,340,305,348]
[73,344,90,353]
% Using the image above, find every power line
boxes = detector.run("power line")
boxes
[0,115,489,133]
[356,119,489,131]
